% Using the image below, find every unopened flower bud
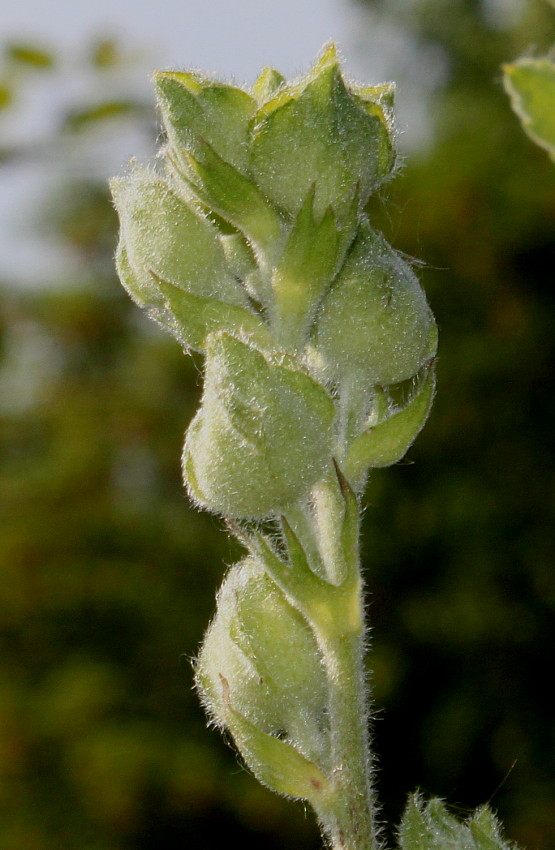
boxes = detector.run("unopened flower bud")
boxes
[250,43,395,222]
[110,170,272,350]
[315,220,437,387]
[183,332,335,519]
[196,557,330,799]
[154,72,283,261]
[111,170,243,304]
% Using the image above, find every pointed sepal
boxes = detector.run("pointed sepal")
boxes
[333,459,360,572]
[224,707,331,803]
[152,273,272,352]
[397,794,432,850]
[398,795,520,850]
[179,139,283,262]
[253,66,286,104]
[154,70,256,170]
[270,188,341,346]
[469,807,512,850]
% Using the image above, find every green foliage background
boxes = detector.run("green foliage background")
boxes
[1,2,554,847]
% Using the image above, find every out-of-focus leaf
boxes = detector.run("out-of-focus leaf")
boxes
[91,38,120,68]
[63,99,138,131]
[5,42,55,68]
[503,58,555,160]
[0,82,11,110]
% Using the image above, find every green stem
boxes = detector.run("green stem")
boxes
[317,627,378,850]
[284,477,379,850]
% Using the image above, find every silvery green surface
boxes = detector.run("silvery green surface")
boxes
[110,44,518,850]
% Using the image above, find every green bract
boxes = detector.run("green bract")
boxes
[344,367,436,486]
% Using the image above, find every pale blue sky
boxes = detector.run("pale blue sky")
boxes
[0,0,448,285]
[1,0,365,82]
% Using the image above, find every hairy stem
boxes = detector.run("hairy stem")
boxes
[286,484,378,850]
[318,627,377,850]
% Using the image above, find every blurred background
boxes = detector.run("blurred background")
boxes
[1,1,554,848]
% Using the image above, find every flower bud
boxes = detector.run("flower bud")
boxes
[183,332,335,518]
[315,220,437,387]
[111,171,272,351]
[110,169,246,308]
[250,43,395,222]
[154,72,283,261]
[196,557,331,798]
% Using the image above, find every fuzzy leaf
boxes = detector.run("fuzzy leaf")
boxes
[503,58,555,160]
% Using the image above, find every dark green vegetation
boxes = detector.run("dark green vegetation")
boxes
[1,3,554,846]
